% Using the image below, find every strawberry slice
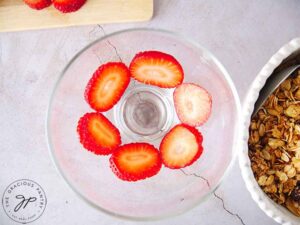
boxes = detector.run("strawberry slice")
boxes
[174,83,212,127]
[77,112,121,155]
[53,0,86,13]
[129,51,184,88]
[110,143,162,181]
[23,0,51,10]
[159,124,203,169]
[85,62,130,112]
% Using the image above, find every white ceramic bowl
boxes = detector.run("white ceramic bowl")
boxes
[240,38,300,225]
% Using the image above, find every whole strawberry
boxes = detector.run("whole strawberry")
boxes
[23,0,52,10]
[53,0,87,13]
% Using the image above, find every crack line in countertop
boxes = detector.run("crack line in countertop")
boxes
[180,169,211,188]
[180,169,246,225]
[88,25,103,63]
[213,192,246,225]
[97,25,123,62]
[88,25,99,40]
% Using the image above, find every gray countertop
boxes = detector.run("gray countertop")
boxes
[1,1,300,224]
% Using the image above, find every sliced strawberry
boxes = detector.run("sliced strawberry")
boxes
[110,143,162,181]
[129,51,184,88]
[23,0,51,10]
[53,0,86,13]
[85,62,130,112]
[174,83,212,127]
[160,124,203,169]
[77,112,121,155]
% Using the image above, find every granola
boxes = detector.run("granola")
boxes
[249,70,300,217]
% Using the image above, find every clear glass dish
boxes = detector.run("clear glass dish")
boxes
[47,28,241,220]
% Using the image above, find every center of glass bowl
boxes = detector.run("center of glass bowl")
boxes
[114,84,175,141]
[124,90,165,135]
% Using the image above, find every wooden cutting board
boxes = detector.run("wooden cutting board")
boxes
[0,0,153,32]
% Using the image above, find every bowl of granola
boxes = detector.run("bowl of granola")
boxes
[241,38,300,225]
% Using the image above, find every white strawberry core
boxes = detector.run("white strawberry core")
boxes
[134,62,181,86]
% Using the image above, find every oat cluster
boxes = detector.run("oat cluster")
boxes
[249,70,300,216]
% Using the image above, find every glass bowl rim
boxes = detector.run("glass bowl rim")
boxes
[46,27,242,221]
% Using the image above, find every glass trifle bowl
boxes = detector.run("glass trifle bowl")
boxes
[47,28,241,220]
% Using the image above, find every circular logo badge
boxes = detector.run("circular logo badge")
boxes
[2,179,47,224]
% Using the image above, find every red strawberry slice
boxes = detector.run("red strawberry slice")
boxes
[85,62,130,112]
[129,51,184,88]
[174,83,212,127]
[77,112,121,155]
[23,0,51,10]
[160,124,203,169]
[110,143,162,181]
[53,0,86,13]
